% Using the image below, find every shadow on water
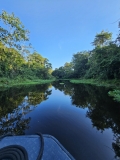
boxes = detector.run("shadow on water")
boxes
[0,80,120,159]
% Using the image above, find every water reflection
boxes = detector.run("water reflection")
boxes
[0,81,120,159]
[0,84,52,135]
[112,134,120,159]
[52,81,120,159]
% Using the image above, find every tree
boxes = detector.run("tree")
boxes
[52,62,73,79]
[92,30,112,47]
[72,52,89,78]
[27,52,45,68]
[0,10,29,50]
[0,10,53,81]
[86,43,120,79]
[63,62,73,78]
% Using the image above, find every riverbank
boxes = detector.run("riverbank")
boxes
[70,79,120,102]
[0,78,55,89]
[70,79,120,89]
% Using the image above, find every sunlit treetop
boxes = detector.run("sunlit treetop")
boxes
[92,30,112,47]
[0,10,29,49]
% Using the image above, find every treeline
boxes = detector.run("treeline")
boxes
[0,11,52,81]
[52,29,120,80]
[0,42,52,79]
[1,10,120,81]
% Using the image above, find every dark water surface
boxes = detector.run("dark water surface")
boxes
[0,81,120,160]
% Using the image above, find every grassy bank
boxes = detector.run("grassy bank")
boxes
[70,79,120,89]
[0,78,55,89]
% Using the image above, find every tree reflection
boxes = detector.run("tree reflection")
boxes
[0,84,52,135]
[52,81,120,158]
[28,90,52,105]
[112,134,120,159]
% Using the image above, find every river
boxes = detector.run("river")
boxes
[0,80,120,160]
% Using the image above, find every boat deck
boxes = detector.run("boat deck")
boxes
[0,134,75,160]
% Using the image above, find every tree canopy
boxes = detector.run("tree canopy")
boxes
[0,11,29,49]
[52,28,120,80]
[92,30,112,47]
[0,11,52,81]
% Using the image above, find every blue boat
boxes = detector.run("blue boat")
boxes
[0,133,75,160]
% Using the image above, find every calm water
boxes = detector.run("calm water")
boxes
[0,81,120,160]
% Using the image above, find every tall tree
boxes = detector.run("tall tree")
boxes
[92,30,112,47]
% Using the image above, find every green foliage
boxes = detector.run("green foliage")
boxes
[52,29,120,82]
[0,11,53,82]
[1,11,120,84]
[108,90,120,102]
[52,62,73,79]
[52,52,89,79]
[0,10,29,49]
[86,44,120,79]
[72,51,89,78]
[0,43,52,80]
[92,30,112,47]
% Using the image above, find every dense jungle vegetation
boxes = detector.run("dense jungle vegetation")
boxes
[0,11,53,86]
[52,30,120,80]
[52,25,120,101]
[0,11,120,101]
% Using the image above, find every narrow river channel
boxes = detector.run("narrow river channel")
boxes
[0,81,120,160]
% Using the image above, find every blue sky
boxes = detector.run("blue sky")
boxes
[1,0,120,69]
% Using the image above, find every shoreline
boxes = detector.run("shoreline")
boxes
[0,78,120,102]
[69,79,120,102]
[0,78,55,90]
[70,79,120,89]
